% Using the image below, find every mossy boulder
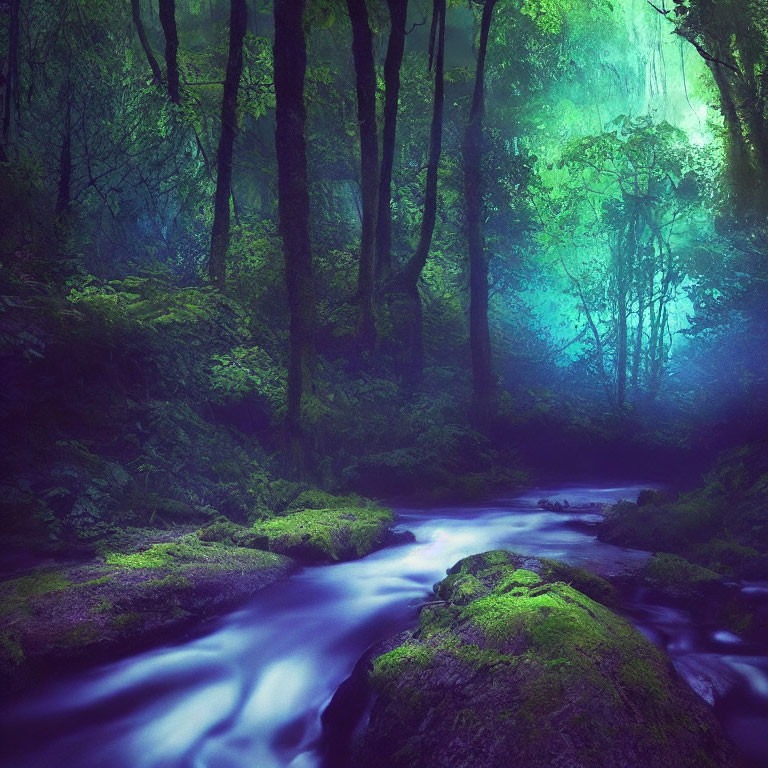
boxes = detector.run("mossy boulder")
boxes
[0,533,291,694]
[641,553,721,596]
[323,550,742,768]
[251,502,394,562]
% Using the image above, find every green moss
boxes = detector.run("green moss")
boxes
[0,632,24,671]
[252,504,393,561]
[449,643,515,670]
[643,553,720,588]
[110,612,143,631]
[372,642,436,685]
[357,550,738,767]
[105,535,284,570]
[142,574,192,591]
[496,568,543,590]
[91,597,113,614]
[287,489,362,511]
[0,570,73,617]
[482,550,514,566]
[539,559,617,605]
[619,658,668,703]
[56,621,100,648]
[105,547,172,568]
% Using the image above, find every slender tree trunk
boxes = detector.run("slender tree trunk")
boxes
[613,226,630,411]
[131,0,163,85]
[463,0,497,419]
[395,0,445,384]
[1,0,20,162]
[562,259,613,406]
[375,0,408,280]
[616,282,627,409]
[55,98,72,218]
[209,0,248,289]
[274,0,315,466]
[346,0,379,352]
[159,0,181,103]
[631,284,645,396]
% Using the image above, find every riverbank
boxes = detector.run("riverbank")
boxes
[0,495,396,694]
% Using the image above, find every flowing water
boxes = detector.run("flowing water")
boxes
[2,484,767,767]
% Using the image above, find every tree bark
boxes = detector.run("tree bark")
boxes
[1,0,20,162]
[274,0,316,465]
[130,0,163,86]
[394,0,445,385]
[374,0,408,280]
[209,0,248,289]
[631,284,645,396]
[159,0,181,103]
[346,0,379,353]
[707,62,758,207]
[463,0,497,420]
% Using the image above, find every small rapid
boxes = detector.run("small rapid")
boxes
[1,484,766,767]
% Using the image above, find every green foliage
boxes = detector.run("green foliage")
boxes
[601,444,768,574]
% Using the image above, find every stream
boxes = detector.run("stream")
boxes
[2,483,767,767]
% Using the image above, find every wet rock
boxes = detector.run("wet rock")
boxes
[324,550,744,768]
[0,535,293,695]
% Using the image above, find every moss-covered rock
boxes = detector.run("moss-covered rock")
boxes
[641,553,721,594]
[324,551,742,768]
[0,533,292,694]
[251,502,394,561]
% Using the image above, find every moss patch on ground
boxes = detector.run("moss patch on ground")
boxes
[348,550,740,768]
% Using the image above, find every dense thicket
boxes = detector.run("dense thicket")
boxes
[1,0,767,551]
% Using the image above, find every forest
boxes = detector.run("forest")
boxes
[0,0,767,766]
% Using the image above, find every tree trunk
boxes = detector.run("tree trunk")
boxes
[159,0,181,103]
[374,0,408,280]
[130,0,163,85]
[209,0,248,289]
[346,0,379,353]
[463,0,497,420]
[274,0,315,466]
[1,0,20,162]
[708,62,758,207]
[613,224,630,411]
[631,284,644,397]
[616,282,627,409]
[395,0,445,385]
[55,98,72,218]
